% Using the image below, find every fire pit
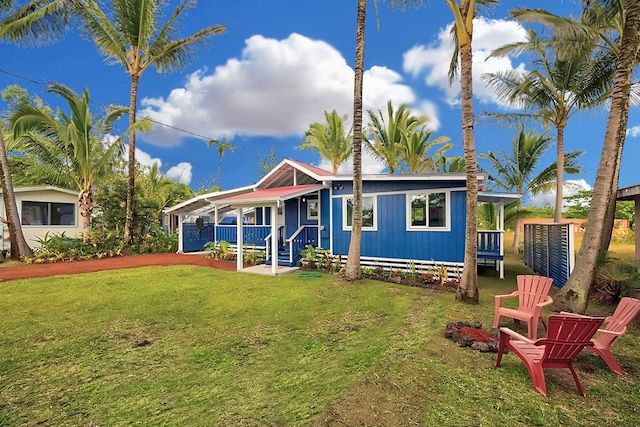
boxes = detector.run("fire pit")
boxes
[444,321,500,352]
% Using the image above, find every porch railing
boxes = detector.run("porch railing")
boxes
[264,226,285,261]
[286,226,319,264]
[477,230,503,260]
[215,225,271,246]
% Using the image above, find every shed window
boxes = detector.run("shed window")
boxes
[22,201,75,226]
[407,191,449,231]
[344,196,376,231]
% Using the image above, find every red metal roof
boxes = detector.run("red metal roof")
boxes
[216,184,324,204]
[286,159,333,177]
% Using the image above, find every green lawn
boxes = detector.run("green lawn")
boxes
[1,262,639,426]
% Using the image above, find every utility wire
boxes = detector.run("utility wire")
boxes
[0,68,268,156]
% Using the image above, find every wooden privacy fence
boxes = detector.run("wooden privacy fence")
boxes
[523,223,575,288]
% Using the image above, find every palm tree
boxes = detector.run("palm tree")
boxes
[365,101,426,173]
[1,0,227,249]
[399,127,452,173]
[434,153,465,172]
[0,0,48,260]
[511,3,640,254]
[484,26,612,222]
[0,131,32,258]
[207,139,235,189]
[446,0,500,304]
[8,83,143,244]
[554,1,640,313]
[480,126,583,253]
[343,0,367,281]
[299,110,353,174]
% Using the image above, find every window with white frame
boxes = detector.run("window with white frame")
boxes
[21,201,76,226]
[307,199,319,220]
[343,196,376,230]
[407,191,449,230]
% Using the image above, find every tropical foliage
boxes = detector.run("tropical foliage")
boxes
[365,101,426,174]
[1,0,227,249]
[300,110,352,174]
[480,126,583,253]
[8,83,137,244]
[485,19,614,222]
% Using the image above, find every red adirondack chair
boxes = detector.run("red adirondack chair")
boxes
[493,275,554,340]
[581,297,640,375]
[496,314,605,397]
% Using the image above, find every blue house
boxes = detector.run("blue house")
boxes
[165,158,519,277]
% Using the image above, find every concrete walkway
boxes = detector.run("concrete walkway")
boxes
[240,264,299,276]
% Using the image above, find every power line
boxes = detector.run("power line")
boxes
[0,68,269,156]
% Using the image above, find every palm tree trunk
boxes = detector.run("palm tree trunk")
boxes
[124,75,140,249]
[79,186,94,244]
[554,125,565,223]
[344,0,366,281]
[510,218,521,254]
[0,133,32,259]
[553,1,640,313]
[456,29,479,304]
[599,141,625,254]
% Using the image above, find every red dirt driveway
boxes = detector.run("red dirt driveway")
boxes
[0,253,237,282]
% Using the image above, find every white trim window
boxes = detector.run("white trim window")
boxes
[307,199,319,220]
[407,190,450,231]
[343,196,377,231]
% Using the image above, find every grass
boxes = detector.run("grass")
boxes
[1,261,639,426]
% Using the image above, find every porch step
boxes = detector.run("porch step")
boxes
[265,246,298,267]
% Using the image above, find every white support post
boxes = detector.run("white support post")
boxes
[177,214,184,253]
[271,204,278,275]
[214,206,219,243]
[317,190,321,246]
[236,207,243,271]
[635,197,640,273]
[498,200,505,279]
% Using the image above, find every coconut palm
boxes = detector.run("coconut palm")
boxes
[343,0,367,281]
[434,153,465,172]
[484,27,613,223]
[0,0,46,260]
[9,83,146,244]
[0,131,32,258]
[510,3,640,254]
[480,126,583,253]
[300,110,353,174]
[554,1,640,313]
[446,0,501,304]
[399,127,452,173]
[207,139,235,190]
[1,0,226,249]
[365,101,426,174]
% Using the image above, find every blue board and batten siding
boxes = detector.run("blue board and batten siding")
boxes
[331,180,467,263]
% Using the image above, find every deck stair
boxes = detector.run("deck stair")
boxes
[265,245,298,267]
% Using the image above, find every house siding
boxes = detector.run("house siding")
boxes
[331,188,467,264]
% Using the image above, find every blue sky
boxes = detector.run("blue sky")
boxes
[1,0,638,206]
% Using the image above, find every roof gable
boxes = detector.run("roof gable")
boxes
[256,158,333,189]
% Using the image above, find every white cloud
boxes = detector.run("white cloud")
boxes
[626,125,640,137]
[124,144,162,169]
[139,33,427,147]
[123,144,193,185]
[526,179,592,208]
[166,162,193,184]
[402,17,528,106]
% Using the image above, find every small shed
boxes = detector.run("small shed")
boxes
[0,185,80,251]
[617,184,640,272]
